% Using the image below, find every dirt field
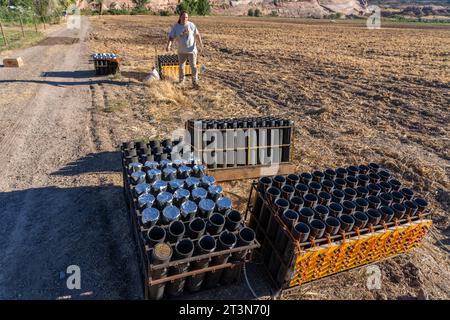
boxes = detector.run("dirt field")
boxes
[88,15,450,299]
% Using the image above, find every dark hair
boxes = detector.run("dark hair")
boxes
[178,11,187,24]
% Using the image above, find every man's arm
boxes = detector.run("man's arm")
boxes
[196,30,203,52]
[167,26,175,51]
[166,37,173,51]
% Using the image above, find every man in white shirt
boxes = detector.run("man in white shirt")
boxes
[166,11,203,88]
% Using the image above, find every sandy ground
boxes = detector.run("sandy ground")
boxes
[88,15,450,300]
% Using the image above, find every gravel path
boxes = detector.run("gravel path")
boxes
[0,18,143,299]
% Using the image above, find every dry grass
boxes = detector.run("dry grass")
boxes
[88,15,450,299]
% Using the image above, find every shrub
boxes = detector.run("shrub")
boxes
[254,8,262,17]
[247,8,254,16]
[269,10,278,17]
[159,10,171,16]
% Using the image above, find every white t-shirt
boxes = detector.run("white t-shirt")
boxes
[168,21,199,54]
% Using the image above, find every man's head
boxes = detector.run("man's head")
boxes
[178,11,188,25]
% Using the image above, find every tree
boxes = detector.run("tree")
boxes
[196,0,210,15]
[247,8,254,16]
[132,0,149,10]
[176,0,196,15]
[254,8,261,17]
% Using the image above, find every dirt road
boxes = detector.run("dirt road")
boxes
[0,18,144,299]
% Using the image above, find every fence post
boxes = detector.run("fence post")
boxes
[19,16,25,38]
[0,19,8,46]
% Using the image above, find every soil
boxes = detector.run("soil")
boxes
[0,15,448,300]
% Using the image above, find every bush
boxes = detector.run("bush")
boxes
[132,0,149,10]
[196,0,210,15]
[247,8,254,16]
[159,10,171,16]
[131,7,150,15]
[254,8,262,17]
[107,9,129,15]
[326,12,343,19]
[176,0,211,16]
[269,10,278,17]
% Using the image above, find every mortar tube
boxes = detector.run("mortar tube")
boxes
[367,195,381,209]
[356,186,369,199]
[379,206,394,223]
[339,214,355,232]
[198,198,216,219]
[165,239,194,297]
[206,213,225,235]
[388,179,402,192]
[328,202,343,218]
[300,172,312,185]
[368,162,381,173]
[401,187,414,201]
[392,203,406,220]
[225,210,243,232]
[309,219,326,239]
[369,172,381,184]
[289,196,304,212]
[266,198,289,240]
[167,220,185,243]
[336,167,348,179]
[231,227,255,261]
[345,176,358,189]
[303,193,318,208]
[347,165,359,177]
[352,211,369,230]
[148,242,173,300]
[185,235,217,292]
[286,174,300,186]
[294,183,309,198]
[332,189,345,204]
[318,191,332,206]
[321,179,335,194]
[355,198,369,212]
[147,225,166,247]
[366,208,382,226]
[281,184,295,200]
[379,192,393,206]
[414,198,428,214]
[324,168,337,181]
[185,235,216,292]
[312,170,325,183]
[273,175,286,189]
[378,170,391,182]
[187,217,206,240]
[379,181,392,193]
[205,231,238,288]
[357,174,370,187]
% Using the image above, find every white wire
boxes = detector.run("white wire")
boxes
[243,263,258,299]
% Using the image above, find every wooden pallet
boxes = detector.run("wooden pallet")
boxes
[207,163,296,182]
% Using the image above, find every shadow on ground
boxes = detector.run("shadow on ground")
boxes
[0,184,143,299]
[0,79,127,87]
[42,70,96,78]
[51,151,121,176]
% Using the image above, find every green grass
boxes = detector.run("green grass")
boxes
[0,28,45,52]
